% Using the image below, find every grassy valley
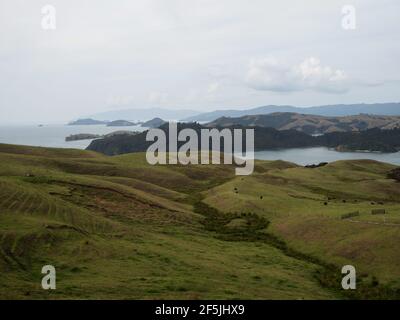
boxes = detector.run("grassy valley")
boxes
[203,160,400,290]
[0,143,399,299]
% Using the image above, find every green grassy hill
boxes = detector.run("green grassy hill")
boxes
[203,160,400,290]
[0,143,399,299]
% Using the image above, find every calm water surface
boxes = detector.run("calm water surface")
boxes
[253,148,400,166]
[0,124,147,149]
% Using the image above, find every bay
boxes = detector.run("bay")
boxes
[0,125,399,165]
[0,124,147,149]
[253,147,400,166]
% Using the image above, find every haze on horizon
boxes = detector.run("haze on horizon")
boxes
[0,0,399,124]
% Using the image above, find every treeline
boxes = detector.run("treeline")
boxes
[86,122,400,155]
[316,128,400,153]
[388,168,400,182]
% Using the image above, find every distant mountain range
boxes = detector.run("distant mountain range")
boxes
[76,102,400,125]
[182,103,400,122]
[89,107,198,121]
[206,113,400,134]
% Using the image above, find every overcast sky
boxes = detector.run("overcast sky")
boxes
[1,0,399,124]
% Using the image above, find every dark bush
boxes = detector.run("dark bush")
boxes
[388,168,400,182]
[341,211,359,220]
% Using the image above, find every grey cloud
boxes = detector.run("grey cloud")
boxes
[245,57,350,94]
[0,0,399,124]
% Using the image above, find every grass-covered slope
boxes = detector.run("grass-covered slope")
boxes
[205,112,400,134]
[0,143,399,299]
[204,160,400,290]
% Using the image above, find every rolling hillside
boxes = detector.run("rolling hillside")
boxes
[1,143,400,299]
[206,113,400,134]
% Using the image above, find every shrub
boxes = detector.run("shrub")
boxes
[371,209,386,215]
[341,211,359,219]
[388,168,400,182]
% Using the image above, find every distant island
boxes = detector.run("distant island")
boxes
[68,118,108,125]
[68,118,144,127]
[141,117,166,128]
[87,122,400,155]
[106,120,137,127]
[88,107,198,122]
[66,130,139,142]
